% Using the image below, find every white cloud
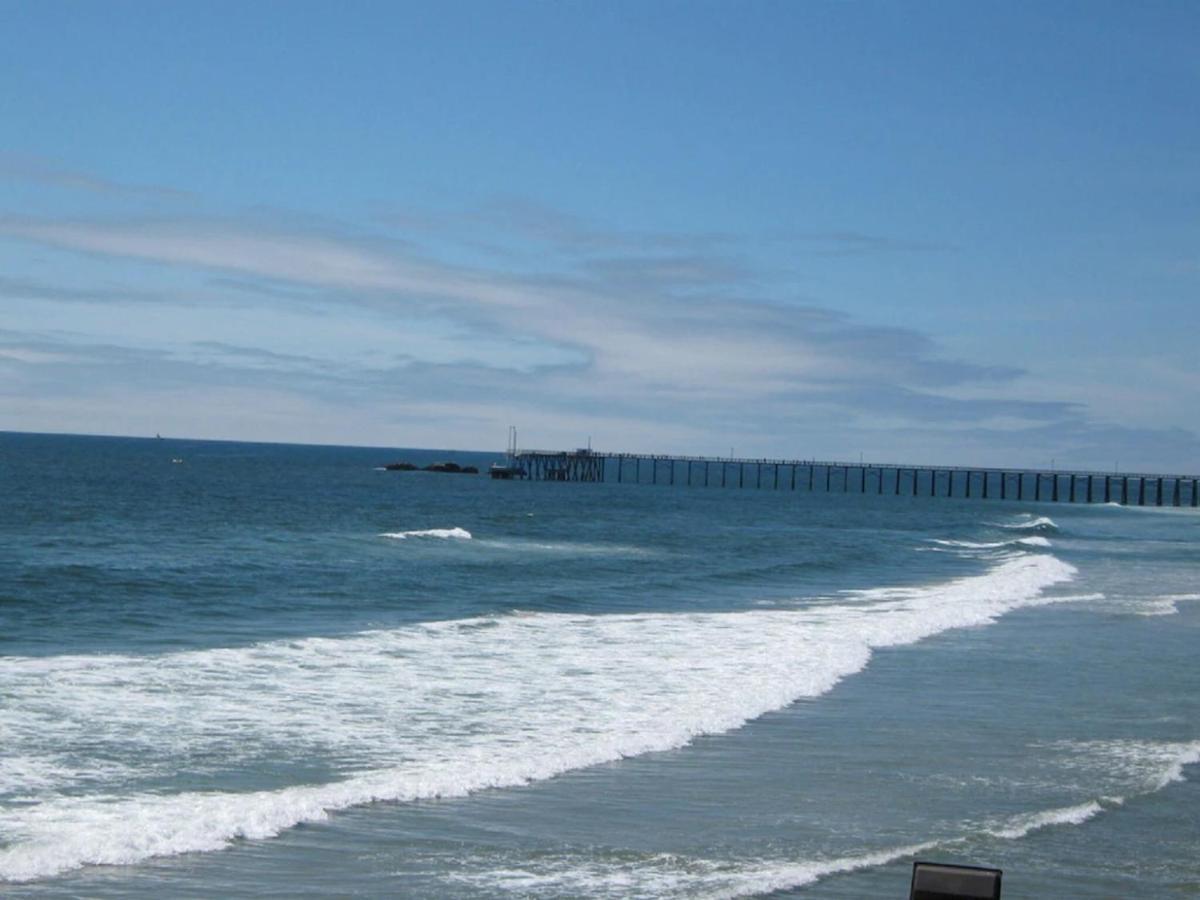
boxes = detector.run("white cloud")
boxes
[2,210,1195,469]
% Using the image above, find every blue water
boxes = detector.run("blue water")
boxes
[2,432,1197,897]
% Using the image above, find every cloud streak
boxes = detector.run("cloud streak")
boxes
[0,215,1011,394]
[1,205,1191,467]
[0,154,192,200]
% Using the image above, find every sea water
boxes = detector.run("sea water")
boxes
[1,432,1196,897]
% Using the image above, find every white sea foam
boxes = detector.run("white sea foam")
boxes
[448,842,938,899]
[0,553,1076,882]
[1076,592,1199,618]
[379,531,652,556]
[1134,593,1200,617]
[451,762,1199,899]
[931,536,1051,550]
[1051,739,1200,793]
[996,516,1059,532]
[982,800,1104,839]
[379,526,472,540]
[1048,592,1105,605]
[474,538,657,557]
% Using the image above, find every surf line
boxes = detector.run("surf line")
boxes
[0,553,1077,883]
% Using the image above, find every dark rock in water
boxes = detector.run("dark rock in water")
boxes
[422,462,479,474]
[383,460,478,474]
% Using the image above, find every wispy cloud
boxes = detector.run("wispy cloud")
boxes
[0,275,179,306]
[377,197,732,256]
[790,230,956,256]
[0,215,1034,400]
[853,419,1200,474]
[0,154,192,200]
[1,205,1190,466]
[0,217,567,315]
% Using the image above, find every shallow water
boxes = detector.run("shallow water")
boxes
[2,432,1197,896]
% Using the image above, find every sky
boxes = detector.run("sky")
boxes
[1,0,1197,470]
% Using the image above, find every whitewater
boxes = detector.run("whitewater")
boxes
[0,553,1072,881]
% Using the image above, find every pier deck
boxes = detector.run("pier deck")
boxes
[502,449,1200,507]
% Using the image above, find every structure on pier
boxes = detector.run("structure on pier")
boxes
[501,448,1200,507]
[489,426,526,480]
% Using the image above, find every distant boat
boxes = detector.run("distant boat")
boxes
[155,433,163,440]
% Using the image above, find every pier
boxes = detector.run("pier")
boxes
[500,449,1200,507]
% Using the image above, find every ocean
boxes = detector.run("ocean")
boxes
[1,432,1197,897]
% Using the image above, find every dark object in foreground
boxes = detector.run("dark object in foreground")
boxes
[910,861,1001,900]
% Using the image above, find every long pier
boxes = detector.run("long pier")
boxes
[504,449,1200,507]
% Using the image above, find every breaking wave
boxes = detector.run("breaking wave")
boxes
[447,842,939,899]
[982,800,1104,840]
[931,536,1052,550]
[997,516,1059,533]
[0,552,1076,882]
[380,527,473,540]
[1134,593,1200,617]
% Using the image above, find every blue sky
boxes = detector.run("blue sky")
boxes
[1,1,1197,469]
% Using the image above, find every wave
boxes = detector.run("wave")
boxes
[447,842,939,899]
[446,742,1200,898]
[982,800,1103,839]
[931,536,1051,550]
[444,797,1136,898]
[378,531,653,557]
[1053,739,1200,793]
[1080,592,1200,618]
[996,515,1059,533]
[0,553,1076,882]
[379,527,472,540]
[474,538,657,557]
[1135,593,1200,616]
[1149,741,1200,789]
